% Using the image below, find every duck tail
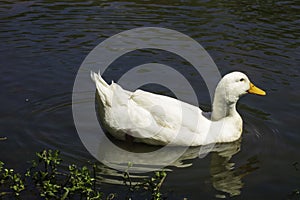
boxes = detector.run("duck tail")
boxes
[90,71,112,106]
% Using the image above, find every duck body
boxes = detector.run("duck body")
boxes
[91,71,265,146]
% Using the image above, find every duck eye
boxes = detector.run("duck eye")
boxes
[240,78,245,82]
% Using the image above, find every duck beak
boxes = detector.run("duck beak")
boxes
[248,82,266,96]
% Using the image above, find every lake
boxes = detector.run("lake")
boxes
[0,0,299,199]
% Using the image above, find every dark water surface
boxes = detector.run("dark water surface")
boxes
[1,1,299,199]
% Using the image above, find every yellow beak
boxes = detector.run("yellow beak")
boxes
[248,82,266,96]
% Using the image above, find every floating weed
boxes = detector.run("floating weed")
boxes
[123,163,167,200]
[0,162,25,197]
[26,149,103,200]
[0,149,169,199]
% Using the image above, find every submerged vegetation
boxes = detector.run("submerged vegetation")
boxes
[0,149,167,200]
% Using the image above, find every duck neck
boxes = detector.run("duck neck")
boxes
[211,90,238,121]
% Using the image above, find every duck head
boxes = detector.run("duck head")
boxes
[211,71,266,121]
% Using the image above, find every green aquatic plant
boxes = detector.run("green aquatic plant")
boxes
[123,163,167,200]
[0,161,25,197]
[26,149,103,200]
[144,171,167,200]
[0,149,169,200]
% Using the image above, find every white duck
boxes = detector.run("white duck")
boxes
[91,71,266,146]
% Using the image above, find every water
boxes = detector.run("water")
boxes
[0,0,299,199]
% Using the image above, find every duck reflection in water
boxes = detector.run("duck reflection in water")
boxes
[95,137,259,197]
[209,139,259,197]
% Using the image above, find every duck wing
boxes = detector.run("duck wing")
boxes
[91,72,211,145]
[130,89,207,133]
